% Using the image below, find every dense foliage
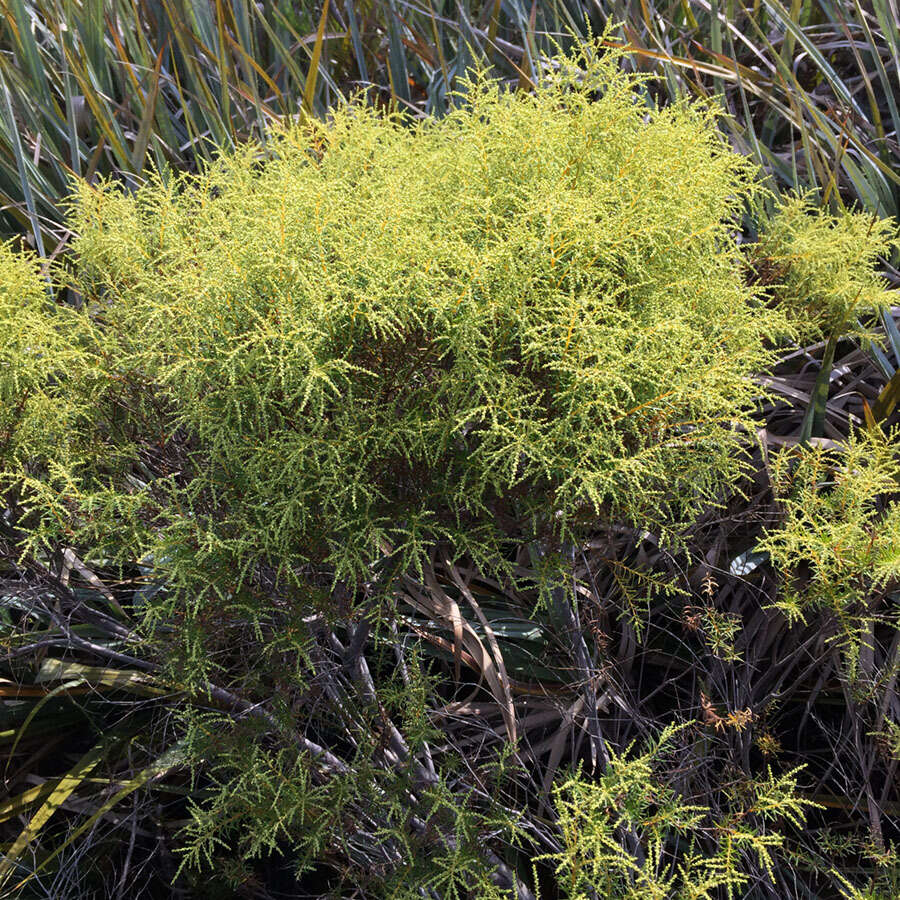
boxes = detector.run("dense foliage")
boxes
[2,0,899,252]
[54,54,789,597]
[1,25,899,900]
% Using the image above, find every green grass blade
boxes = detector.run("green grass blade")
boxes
[882,307,900,361]
[385,0,411,108]
[799,331,839,442]
[131,47,165,171]
[0,80,46,255]
[3,679,86,783]
[303,0,331,115]
[0,741,107,889]
[3,0,54,108]
[3,740,187,896]
[872,367,900,422]
[344,0,369,85]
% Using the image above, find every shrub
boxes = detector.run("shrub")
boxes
[758,430,900,679]
[0,244,86,466]
[752,196,898,341]
[541,724,820,900]
[22,52,791,607]
[2,45,896,898]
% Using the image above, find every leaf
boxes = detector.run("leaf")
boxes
[131,46,165,173]
[871,367,900,424]
[1,741,187,897]
[302,0,331,116]
[729,550,770,577]
[34,659,163,694]
[799,330,839,442]
[445,560,517,744]
[0,742,107,888]
[3,679,85,782]
[0,81,46,257]
[0,782,64,825]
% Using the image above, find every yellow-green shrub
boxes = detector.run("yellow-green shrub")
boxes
[3,45,893,898]
[11,53,794,606]
[753,196,898,341]
[758,430,900,683]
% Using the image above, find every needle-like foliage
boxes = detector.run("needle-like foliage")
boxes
[759,429,900,680]
[753,196,899,341]
[2,39,898,900]
[541,724,820,900]
[25,49,794,617]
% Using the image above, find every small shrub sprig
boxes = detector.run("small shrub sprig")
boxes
[753,196,898,342]
[540,724,821,900]
[758,429,900,682]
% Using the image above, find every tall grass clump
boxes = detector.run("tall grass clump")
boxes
[4,0,899,254]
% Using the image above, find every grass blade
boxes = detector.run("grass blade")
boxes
[303,0,331,115]
[799,330,839,442]
[2,741,187,897]
[0,79,46,255]
[131,46,165,172]
[0,742,107,888]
